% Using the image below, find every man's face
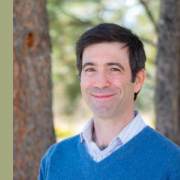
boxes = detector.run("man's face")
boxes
[80,42,142,120]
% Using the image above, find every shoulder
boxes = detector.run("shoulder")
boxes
[39,135,81,179]
[42,134,80,162]
[55,134,80,149]
[47,134,80,156]
[136,126,180,174]
[143,126,180,156]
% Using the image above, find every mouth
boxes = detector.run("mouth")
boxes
[91,94,115,99]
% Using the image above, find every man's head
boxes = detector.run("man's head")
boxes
[76,23,146,100]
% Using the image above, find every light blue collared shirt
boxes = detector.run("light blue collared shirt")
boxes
[80,111,146,162]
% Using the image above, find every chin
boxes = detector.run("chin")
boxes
[92,108,116,119]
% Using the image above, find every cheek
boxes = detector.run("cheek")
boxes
[109,76,123,87]
[80,76,94,91]
[111,76,132,92]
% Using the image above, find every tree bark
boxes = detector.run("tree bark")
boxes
[156,0,180,146]
[13,0,56,179]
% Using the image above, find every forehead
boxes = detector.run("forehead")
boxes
[82,42,129,65]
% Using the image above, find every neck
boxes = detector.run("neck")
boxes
[92,110,134,149]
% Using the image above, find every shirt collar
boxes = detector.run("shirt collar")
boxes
[80,117,94,143]
[80,111,146,145]
[113,110,145,145]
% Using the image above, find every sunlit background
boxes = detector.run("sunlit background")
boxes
[46,0,160,141]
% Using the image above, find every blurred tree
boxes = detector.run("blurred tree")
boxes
[155,0,180,146]
[13,0,55,179]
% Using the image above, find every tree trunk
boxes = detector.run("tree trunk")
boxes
[13,0,56,179]
[156,0,180,146]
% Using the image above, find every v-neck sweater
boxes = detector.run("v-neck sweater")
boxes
[39,126,180,180]
[80,111,146,162]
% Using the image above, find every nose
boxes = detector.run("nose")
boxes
[94,71,110,89]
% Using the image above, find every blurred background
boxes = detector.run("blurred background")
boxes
[48,0,159,140]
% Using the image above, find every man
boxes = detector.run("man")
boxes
[39,23,180,180]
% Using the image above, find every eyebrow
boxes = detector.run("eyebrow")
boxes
[82,62,125,71]
[82,62,95,70]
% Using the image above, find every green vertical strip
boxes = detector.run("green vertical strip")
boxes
[0,0,13,180]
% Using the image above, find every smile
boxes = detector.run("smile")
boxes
[91,94,115,99]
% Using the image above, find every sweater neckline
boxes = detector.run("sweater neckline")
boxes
[77,126,153,166]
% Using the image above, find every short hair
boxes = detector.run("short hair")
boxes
[76,23,146,100]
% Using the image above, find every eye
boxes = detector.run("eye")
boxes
[110,68,121,72]
[83,67,96,76]
[84,68,95,72]
[108,67,122,75]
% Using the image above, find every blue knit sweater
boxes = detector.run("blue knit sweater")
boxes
[39,126,180,180]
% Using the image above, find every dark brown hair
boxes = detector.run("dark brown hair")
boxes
[76,23,146,100]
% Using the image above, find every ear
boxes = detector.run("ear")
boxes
[134,69,146,93]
